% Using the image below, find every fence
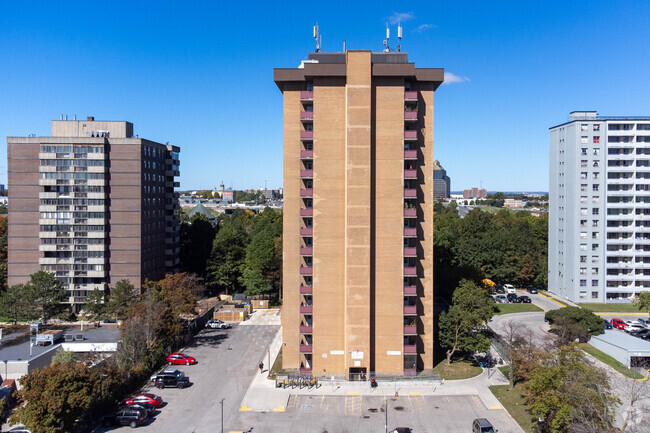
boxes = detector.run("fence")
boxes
[487,325,510,362]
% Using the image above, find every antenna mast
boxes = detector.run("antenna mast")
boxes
[313,23,320,52]
[397,24,403,52]
[383,23,390,52]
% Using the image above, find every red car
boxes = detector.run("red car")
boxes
[167,352,197,366]
[611,318,626,330]
[123,393,163,408]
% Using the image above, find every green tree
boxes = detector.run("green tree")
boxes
[83,289,107,322]
[451,279,494,326]
[179,214,216,277]
[545,307,605,343]
[27,271,66,324]
[206,224,248,294]
[633,291,650,313]
[105,279,138,321]
[51,348,78,365]
[243,214,282,297]
[0,283,37,324]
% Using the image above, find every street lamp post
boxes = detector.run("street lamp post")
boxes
[385,397,388,433]
[220,398,225,433]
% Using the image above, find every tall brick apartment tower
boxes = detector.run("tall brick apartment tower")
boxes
[7,117,180,312]
[275,51,443,378]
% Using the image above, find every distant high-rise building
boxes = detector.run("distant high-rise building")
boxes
[433,160,450,198]
[7,117,180,312]
[275,49,443,377]
[463,187,487,199]
[549,111,650,303]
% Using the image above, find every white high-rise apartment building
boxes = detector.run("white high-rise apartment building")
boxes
[550,111,650,303]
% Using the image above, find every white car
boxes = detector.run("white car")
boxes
[624,322,646,333]
[504,284,516,294]
[636,318,650,328]
[205,319,231,329]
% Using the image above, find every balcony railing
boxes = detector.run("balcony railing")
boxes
[300,325,313,333]
[300,266,313,275]
[301,150,313,159]
[300,227,313,236]
[404,150,417,159]
[404,325,417,335]
[300,247,313,255]
[404,344,417,353]
[300,91,314,101]
[300,208,313,217]
[404,228,417,237]
[404,285,417,295]
[299,305,313,314]
[300,285,313,294]
[300,344,313,353]
[404,189,417,198]
[404,130,417,140]
[299,367,313,373]
[404,91,417,101]
[404,111,418,121]
[404,169,417,179]
[300,131,314,140]
[300,189,313,197]
[300,111,314,121]
[404,208,417,217]
[404,247,417,256]
[404,305,417,315]
[404,266,417,276]
[300,169,313,178]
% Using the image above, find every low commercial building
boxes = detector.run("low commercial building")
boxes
[589,331,650,369]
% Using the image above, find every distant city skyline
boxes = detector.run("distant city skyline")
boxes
[2,1,649,190]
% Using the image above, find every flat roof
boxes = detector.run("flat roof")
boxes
[591,330,650,354]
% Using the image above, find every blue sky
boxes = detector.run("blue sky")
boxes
[1,1,649,192]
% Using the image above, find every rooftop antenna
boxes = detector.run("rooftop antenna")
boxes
[313,23,320,52]
[397,24,403,52]
[383,23,390,52]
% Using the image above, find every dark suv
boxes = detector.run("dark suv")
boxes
[152,372,190,389]
[103,406,148,428]
[507,293,521,303]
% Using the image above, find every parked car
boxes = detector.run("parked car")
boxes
[167,352,197,366]
[519,295,532,303]
[123,393,163,408]
[611,318,626,330]
[152,372,190,389]
[495,285,505,294]
[625,322,646,333]
[504,284,516,294]
[389,429,412,433]
[126,402,156,416]
[507,293,521,303]
[150,369,184,383]
[103,407,148,428]
[603,319,613,330]
[526,286,538,294]
[206,319,231,329]
[495,295,508,304]
[487,295,496,303]
[472,418,497,433]
[631,328,650,339]
[636,318,650,328]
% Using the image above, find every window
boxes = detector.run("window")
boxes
[581,160,588,168]
[580,256,587,263]
[592,243,599,251]
[592,232,599,239]
[593,208,599,215]
[580,219,587,227]
[592,291,599,299]
[580,280,587,286]
[593,197,600,204]
[581,148,588,156]
[581,184,588,192]
[593,148,600,155]
[593,172,600,180]
[581,172,588,179]
[593,161,599,167]
[593,124,600,131]
[592,256,599,263]
[581,136,588,143]
[581,244,587,251]
[593,184,599,192]
[581,196,587,204]
[581,124,588,131]
[592,268,599,275]
[593,136,600,143]
[580,267,587,275]
[581,208,588,215]
[580,232,587,239]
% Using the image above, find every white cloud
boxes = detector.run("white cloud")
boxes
[388,12,414,25]
[443,72,470,85]
[415,23,437,32]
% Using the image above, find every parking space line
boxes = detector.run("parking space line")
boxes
[239,405,252,411]
[489,405,503,410]
[347,391,358,395]
[409,392,420,395]
[273,406,285,412]
[319,395,324,409]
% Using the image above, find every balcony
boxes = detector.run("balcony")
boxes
[404,305,417,315]
[404,325,417,335]
[404,228,417,237]
[300,208,313,217]
[300,91,314,101]
[404,91,418,101]
[404,247,417,256]
[300,305,313,314]
[300,247,313,255]
[300,344,313,353]
[404,130,417,141]
[404,266,417,276]
[404,189,417,198]
[300,189,313,197]
[404,111,418,121]
[404,208,417,217]
[300,169,313,178]
[404,169,417,179]
[300,150,313,159]
[300,227,313,236]
[300,325,313,333]
[404,344,417,353]
[404,150,417,160]
[300,111,314,121]
[300,285,313,294]
[404,285,417,295]
[300,131,314,141]
[404,369,417,376]
[299,367,313,374]
[300,266,313,275]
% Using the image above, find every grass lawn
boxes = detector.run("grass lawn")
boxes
[577,303,645,313]
[490,383,536,433]
[579,343,644,379]
[494,303,543,315]
[268,347,283,379]
[433,358,483,380]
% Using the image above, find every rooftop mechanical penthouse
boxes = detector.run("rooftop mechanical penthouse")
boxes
[274,50,443,378]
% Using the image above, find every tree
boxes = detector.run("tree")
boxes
[545,307,605,343]
[525,344,619,433]
[633,291,650,314]
[498,319,528,389]
[0,283,36,324]
[105,280,138,321]
[451,279,495,326]
[27,271,66,324]
[51,348,78,365]
[206,224,247,294]
[243,214,282,297]
[179,214,216,277]
[83,289,107,322]
[10,362,101,433]
[616,375,650,433]
[149,272,198,318]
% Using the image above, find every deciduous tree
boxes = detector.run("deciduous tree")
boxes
[545,307,604,343]
[105,279,138,321]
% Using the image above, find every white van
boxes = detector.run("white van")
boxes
[504,284,516,294]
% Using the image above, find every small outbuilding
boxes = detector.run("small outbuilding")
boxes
[589,331,650,369]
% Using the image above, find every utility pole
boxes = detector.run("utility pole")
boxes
[220,398,225,433]
[267,348,271,377]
